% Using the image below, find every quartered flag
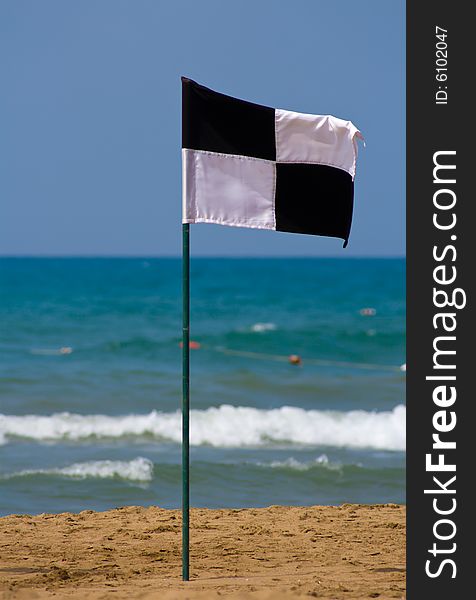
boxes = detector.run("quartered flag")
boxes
[182,77,363,247]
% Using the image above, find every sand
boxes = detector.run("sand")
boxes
[0,504,405,599]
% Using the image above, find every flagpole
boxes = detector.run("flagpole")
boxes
[182,222,190,581]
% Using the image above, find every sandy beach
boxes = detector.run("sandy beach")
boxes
[0,504,405,599]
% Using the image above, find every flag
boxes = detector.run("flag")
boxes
[182,77,362,247]
[180,78,364,581]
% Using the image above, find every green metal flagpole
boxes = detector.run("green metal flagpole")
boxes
[182,222,190,581]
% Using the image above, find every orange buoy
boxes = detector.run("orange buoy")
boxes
[179,340,201,349]
[288,354,302,365]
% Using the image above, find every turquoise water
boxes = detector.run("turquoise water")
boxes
[0,258,405,515]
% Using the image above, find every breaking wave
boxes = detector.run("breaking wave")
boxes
[1,457,153,482]
[0,404,405,450]
[250,322,277,332]
[256,454,345,472]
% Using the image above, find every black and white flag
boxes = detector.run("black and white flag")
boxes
[182,78,363,247]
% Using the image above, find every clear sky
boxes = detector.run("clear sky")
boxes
[1,0,405,257]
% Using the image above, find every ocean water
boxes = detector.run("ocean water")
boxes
[0,258,405,516]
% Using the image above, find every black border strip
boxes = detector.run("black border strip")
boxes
[407,2,470,597]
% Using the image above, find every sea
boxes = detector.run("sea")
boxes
[0,257,405,516]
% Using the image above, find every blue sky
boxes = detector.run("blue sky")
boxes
[1,0,404,257]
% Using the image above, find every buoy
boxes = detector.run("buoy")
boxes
[288,354,302,365]
[179,341,201,349]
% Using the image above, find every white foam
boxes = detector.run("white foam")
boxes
[29,347,73,355]
[250,322,277,332]
[2,457,153,482]
[257,454,343,472]
[0,404,406,451]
